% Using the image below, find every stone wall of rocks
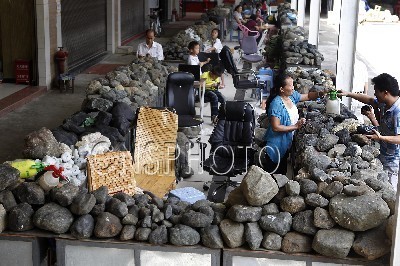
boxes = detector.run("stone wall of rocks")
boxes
[286,66,335,94]
[278,3,297,26]
[164,21,217,61]
[0,163,392,262]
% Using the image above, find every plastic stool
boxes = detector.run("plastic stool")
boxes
[58,73,75,93]
[229,28,241,42]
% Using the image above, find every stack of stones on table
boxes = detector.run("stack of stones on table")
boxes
[278,2,298,26]
[163,21,217,61]
[285,66,335,94]
[282,26,324,66]
[0,163,393,262]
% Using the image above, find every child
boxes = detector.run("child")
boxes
[205,28,223,54]
[187,41,210,71]
[200,64,226,125]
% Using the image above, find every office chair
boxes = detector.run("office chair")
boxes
[202,101,256,202]
[219,45,264,101]
[165,72,203,138]
[236,24,264,66]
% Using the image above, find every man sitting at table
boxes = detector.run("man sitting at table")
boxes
[137,29,164,61]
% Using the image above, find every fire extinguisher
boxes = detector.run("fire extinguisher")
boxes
[172,8,178,22]
[55,47,68,74]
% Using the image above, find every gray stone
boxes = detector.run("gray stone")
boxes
[327,144,347,158]
[8,203,34,231]
[139,207,151,218]
[22,127,62,159]
[242,166,279,206]
[163,204,173,220]
[86,80,102,94]
[92,186,108,204]
[310,168,330,182]
[314,207,336,229]
[351,169,379,181]
[262,232,282,250]
[245,222,263,250]
[106,198,128,218]
[0,205,6,232]
[343,184,371,196]
[34,203,74,234]
[305,193,328,208]
[352,224,391,260]
[70,194,96,215]
[335,129,351,145]
[70,214,94,239]
[352,134,371,146]
[152,208,165,223]
[150,196,164,210]
[259,212,292,236]
[386,215,395,241]
[379,188,396,215]
[169,224,200,246]
[292,210,317,235]
[0,190,17,211]
[225,186,248,207]
[169,214,182,225]
[299,179,318,196]
[322,181,343,198]
[85,98,113,112]
[140,215,152,228]
[0,164,20,191]
[90,204,105,216]
[285,180,300,196]
[113,192,135,207]
[312,228,355,258]
[280,196,306,214]
[219,219,245,248]
[198,206,214,217]
[120,225,136,241]
[122,213,138,225]
[135,227,152,241]
[227,205,262,222]
[272,174,289,188]
[262,203,279,215]
[94,212,123,238]
[51,183,80,206]
[316,134,339,152]
[200,225,224,249]
[14,182,45,205]
[181,210,213,228]
[365,178,385,191]
[343,144,362,157]
[329,194,390,231]
[149,225,168,244]
[361,150,375,162]
[281,232,312,253]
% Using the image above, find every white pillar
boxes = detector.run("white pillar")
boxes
[116,0,121,47]
[36,0,51,88]
[297,0,306,27]
[56,0,62,48]
[291,0,297,10]
[308,0,321,46]
[333,0,342,25]
[336,0,358,108]
[107,0,115,53]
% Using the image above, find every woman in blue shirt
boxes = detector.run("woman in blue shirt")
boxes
[263,74,326,175]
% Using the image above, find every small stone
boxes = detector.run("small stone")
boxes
[0,205,6,232]
[113,192,135,207]
[34,203,74,234]
[343,184,371,196]
[0,190,17,211]
[299,179,318,196]
[227,205,262,222]
[169,224,200,246]
[259,212,292,236]
[292,210,318,235]
[281,232,312,253]
[262,232,282,250]
[314,207,336,229]
[245,222,263,250]
[70,214,94,239]
[106,198,128,218]
[70,194,96,215]
[90,204,105,216]
[14,182,45,205]
[280,196,306,214]
[200,225,224,249]
[219,219,245,248]
[120,225,136,241]
[8,203,34,231]
[322,181,343,198]
[51,183,80,206]
[181,210,213,228]
[352,224,391,260]
[122,214,138,225]
[312,228,355,258]
[92,186,108,204]
[135,227,152,241]
[94,212,122,238]
[0,164,20,190]
[285,180,300,196]
[272,174,289,188]
[305,193,329,208]
[262,203,279,215]
[149,225,168,244]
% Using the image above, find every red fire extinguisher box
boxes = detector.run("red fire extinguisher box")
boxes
[15,59,31,85]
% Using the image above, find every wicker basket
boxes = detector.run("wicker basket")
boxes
[87,151,136,195]
[134,107,178,178]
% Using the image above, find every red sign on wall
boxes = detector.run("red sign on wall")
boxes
[15,59,30,85]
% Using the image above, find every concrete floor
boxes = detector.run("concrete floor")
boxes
[0,15,394,200]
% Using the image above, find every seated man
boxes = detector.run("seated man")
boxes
[137,29,164,60]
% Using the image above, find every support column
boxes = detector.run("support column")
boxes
[36,0,51,88]
[291,0,297,10]
[333,0,342,25]
[107,0,115,53]
[56,0,62,48]
[336,0,358,108]
[116,0,121,47]
[308,0,321,46]
[297,0,306,27]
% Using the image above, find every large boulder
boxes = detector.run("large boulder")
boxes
[329,194,390,231]
[22,127,61,159]
[169,224,200,246]
[352,224,391,260]
[219,219,245,248]
[312,228,355,258]
[94,212,122,238]
[0,164,20,191]
[242,166,278,206]
[14,183,45,205]
[259,212,292,236]
[33,203,74,234]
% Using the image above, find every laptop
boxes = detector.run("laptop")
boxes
[178,64,201,81]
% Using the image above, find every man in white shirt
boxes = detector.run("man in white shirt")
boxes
[137,29,164,61]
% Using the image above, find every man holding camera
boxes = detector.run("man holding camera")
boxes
[339,73,400,191]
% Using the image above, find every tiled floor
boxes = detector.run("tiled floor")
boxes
[0,83,28,99]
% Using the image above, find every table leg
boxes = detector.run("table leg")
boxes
[200,82,206,119]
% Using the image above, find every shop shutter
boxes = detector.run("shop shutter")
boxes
[61,0,107,72]
[121,0,145,41]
